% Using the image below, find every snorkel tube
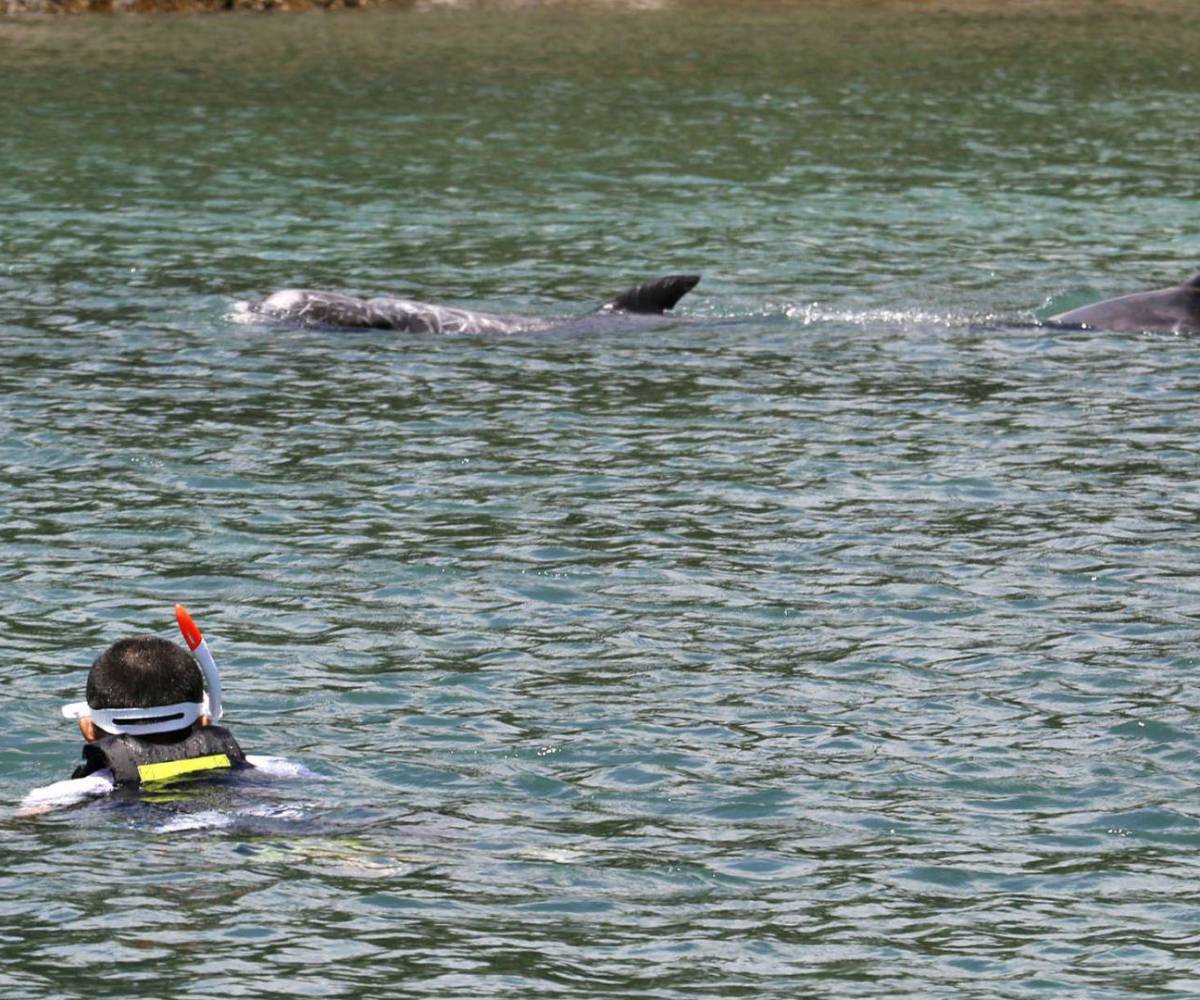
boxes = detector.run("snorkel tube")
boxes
[175,604,223,723]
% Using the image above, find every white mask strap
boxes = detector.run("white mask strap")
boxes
[61,700,204,736]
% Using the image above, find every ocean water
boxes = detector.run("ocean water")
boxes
[3,2,1200,996]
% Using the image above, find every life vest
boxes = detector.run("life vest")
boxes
[72,724,249,787]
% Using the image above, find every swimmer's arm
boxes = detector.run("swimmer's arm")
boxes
[17,770,115,817]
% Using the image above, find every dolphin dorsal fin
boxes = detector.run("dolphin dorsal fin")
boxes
[600,274,700,314]
[1185,272,1200,290]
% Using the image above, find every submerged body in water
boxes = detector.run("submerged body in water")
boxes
[240,274,701,334]
[1046,271,1200,335]
[19,752,315,817]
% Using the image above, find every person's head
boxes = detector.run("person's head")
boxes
[77,636,210,742]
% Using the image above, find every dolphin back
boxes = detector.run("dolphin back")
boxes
[247,274,702,333]
[600,275,700,314]
[252,289,388,328]
[1048,270,1200,334]
[249,288,527,334]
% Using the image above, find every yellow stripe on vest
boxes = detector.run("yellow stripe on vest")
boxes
[137,754,232,784]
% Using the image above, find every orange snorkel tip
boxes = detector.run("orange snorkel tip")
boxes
[174,603,223,722]
[175,603,203,651]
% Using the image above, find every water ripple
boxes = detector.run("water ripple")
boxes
[5,3,1200,998]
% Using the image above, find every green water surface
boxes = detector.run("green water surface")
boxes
[3,3,1200,997]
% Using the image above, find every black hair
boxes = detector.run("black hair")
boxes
[86,636,204,710]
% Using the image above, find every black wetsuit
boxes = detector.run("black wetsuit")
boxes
[71,724,249,786]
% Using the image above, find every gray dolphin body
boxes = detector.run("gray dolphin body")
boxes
[244,274,701,334]
[1048,271,1200,334]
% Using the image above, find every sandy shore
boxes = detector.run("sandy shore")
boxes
[1,0,1185,16]
[2,0,415,11]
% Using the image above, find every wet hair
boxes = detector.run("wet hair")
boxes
[86,636,204,710]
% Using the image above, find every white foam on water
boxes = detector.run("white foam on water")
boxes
[153,802,307,834]
[245,755,322,779]
[157,809,235,833]
[783,302,975,329]
[227,300,259,324]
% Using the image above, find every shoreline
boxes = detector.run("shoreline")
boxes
[2,0,415,11]
[2,0,1190,15]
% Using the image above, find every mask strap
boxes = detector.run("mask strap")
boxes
[62,699,203,736]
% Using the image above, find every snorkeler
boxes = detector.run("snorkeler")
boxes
[59,605,248,786]
[19,606,313,816]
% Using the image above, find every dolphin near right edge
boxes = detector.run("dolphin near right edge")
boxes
[1047,271,1200,334]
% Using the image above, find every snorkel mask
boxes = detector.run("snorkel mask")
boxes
[61,604,224,736]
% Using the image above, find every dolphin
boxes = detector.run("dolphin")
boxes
[1047,271,1200,334]
[242,274,701,334]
